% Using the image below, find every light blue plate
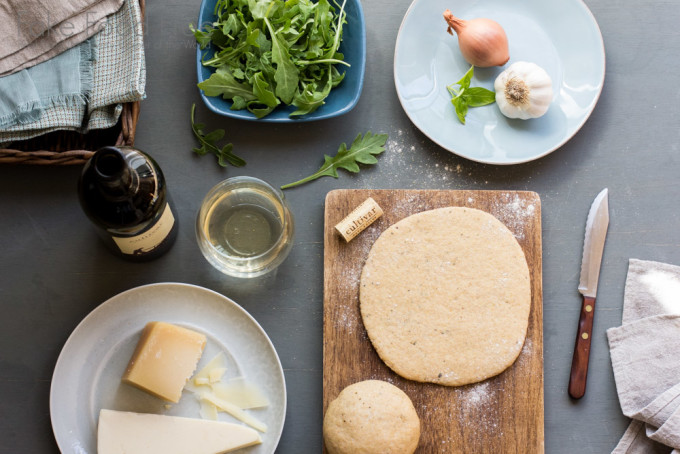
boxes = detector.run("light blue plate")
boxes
[196,0,366,122]
[394,0,605,164]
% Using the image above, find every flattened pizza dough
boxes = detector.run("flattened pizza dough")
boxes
[323,380,420,454]
[359,207,531,386]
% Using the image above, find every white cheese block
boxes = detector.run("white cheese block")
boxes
[97,409,262,454]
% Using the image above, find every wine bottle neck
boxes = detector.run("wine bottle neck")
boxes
[92,148,137,198]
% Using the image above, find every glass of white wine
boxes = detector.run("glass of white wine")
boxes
[196,176,294,278]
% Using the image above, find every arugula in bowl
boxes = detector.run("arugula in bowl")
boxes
[193,0,353,119]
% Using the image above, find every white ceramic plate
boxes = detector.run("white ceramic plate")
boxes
[394,0,605,164]
[50,283,286,454]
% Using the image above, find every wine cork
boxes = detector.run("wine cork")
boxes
[335,197,383,242]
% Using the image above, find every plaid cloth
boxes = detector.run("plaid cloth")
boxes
[0,40,93,130]
[0,0,145,145]
[88,0,145,129]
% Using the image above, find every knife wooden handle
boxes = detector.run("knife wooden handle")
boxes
[568,295,596,399]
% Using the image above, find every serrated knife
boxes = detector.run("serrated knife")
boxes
[568,188,610,399]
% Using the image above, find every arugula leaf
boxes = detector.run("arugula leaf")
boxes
[190,104,246,168]
[281,132,388,189]
[222,14,242,37]
[252,71,280,107]
[245,23,262,47]
[190,24,212,49]
[248,0,276,20]
[264,17,300,104]
[290,85,328,117]
[447,66,496,124]
[324,0,347,61]
[290,71,332,116]
[197,68,258,101]
[231,96,248,110]
[249,104,277,118]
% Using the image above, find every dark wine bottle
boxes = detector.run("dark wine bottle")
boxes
[78,146,178,261]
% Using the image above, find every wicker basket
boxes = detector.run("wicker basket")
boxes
[0,0,144,165]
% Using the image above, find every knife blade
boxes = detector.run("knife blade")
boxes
[568,188,609,399]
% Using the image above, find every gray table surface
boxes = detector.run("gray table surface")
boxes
[2,0,679,452]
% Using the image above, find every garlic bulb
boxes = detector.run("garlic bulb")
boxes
[494,62,553,119]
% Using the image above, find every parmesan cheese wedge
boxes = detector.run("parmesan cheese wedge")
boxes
[97,409,262,454]
[122,322,206,403]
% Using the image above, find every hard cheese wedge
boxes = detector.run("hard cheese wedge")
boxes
[97,409,262,454]
[122,321,207,403]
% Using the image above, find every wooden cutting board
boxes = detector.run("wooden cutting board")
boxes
[323,189,544,454]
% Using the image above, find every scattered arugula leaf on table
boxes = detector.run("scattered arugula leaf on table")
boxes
[190,103,246,168]
[192,0,350,119]
[447,66,496,124]
[281,132,388,190]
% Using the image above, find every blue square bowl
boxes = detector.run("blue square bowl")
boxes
[195,0,366,122]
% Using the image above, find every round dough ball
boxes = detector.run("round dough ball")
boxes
[323,380,420,454]
[360,207,531,386]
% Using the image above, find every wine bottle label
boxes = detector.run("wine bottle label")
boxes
[112,204,175,256]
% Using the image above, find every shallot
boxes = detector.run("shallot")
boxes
[443,9,509,67]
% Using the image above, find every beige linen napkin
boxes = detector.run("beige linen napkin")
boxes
[607,259,680,453]
[0,0,145,145]
[0,0,124,76]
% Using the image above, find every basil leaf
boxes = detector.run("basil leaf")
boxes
[464,87,496,107]
[454,65,474,90]
[451,96,469,124]
[447,66,495,124]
